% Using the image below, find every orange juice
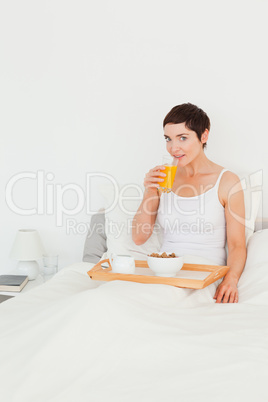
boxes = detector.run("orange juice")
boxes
[159,165,177,192]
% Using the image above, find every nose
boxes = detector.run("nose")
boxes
[170,144,181,155]
[166,138,182,155]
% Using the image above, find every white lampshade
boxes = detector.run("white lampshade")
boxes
[10,229,45,261]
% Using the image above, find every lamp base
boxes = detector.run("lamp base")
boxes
[17,261,39,280]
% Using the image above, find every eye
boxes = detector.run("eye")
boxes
[164,137,171,142]
[179,136,187,141]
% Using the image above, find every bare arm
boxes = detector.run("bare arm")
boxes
[132,188,160,245]
[214,173,247,303]
[132,165,166,245]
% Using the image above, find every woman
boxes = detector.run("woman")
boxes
[132,103,246,303]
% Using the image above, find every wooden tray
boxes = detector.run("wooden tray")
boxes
[87,259,229,289]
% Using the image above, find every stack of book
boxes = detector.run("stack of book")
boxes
[0,275,29,292]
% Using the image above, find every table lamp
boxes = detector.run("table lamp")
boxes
[10,229,46,280]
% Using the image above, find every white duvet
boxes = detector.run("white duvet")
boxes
[0,231,268,402]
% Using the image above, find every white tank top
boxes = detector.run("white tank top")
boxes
[157,169,229,265]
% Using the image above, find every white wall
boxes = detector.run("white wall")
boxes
[1,0,267,273]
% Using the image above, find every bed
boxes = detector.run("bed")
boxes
[1,181,268,402]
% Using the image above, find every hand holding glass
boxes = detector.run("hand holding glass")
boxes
[158,156,177,193]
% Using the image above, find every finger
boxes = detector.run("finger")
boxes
[228,291,236,304]
[145,173,166,181]
[234,293,239,303]
[214,285,221,300]
[149,171,166,177]
[152,165,166,171]
[149,166,165,174]
[146,184,160,189]
[216,288,226,303]
[216,293,223,303]
[145,177,164,184]
[222,289,232,303]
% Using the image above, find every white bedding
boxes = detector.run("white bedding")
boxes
[1,231,268,402]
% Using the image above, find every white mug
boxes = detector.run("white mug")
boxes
[109,254,135,274]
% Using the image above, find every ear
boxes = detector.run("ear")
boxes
[201,129,209,144]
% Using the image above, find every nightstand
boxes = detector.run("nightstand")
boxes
[0,274,45,298]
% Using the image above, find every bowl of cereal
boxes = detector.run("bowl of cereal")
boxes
[147,252,184,277]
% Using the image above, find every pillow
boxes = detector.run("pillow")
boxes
[83,212,107,263]
[237,170,262,244]
[243,229,268,269]
[99,183,162,260]
[237,229,268,305]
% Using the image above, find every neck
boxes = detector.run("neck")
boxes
[181,152,212,177]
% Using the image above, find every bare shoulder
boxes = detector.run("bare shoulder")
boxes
[219,171,242,206]
[221,170,241,186]
[208,163,240,188]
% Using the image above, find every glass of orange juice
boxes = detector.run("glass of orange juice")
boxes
[158,155,177,193]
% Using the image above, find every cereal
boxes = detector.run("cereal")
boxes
[148,252,177,258]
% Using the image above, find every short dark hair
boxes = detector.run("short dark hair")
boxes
[163,103,210,149]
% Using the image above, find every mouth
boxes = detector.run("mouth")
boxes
[173,154,185,160]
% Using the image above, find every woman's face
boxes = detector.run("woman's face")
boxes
[164,122,206,166]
